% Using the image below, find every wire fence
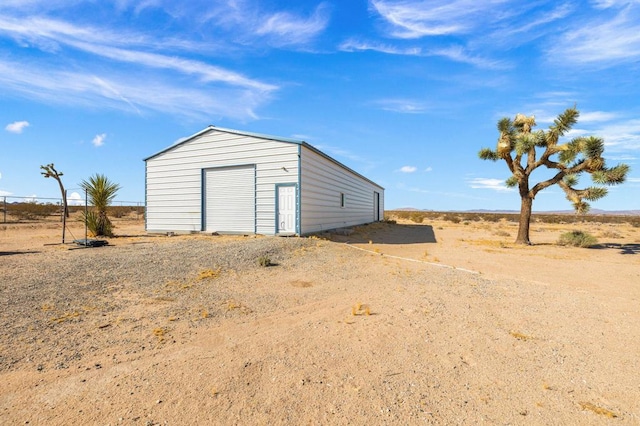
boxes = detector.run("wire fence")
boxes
[1,195,144,224]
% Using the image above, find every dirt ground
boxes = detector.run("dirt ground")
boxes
[1,216,639,425]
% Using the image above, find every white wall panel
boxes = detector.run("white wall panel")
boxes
[299,146,384,234]
[146,129,298,234]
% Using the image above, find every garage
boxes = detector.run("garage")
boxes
[144,126,384,235]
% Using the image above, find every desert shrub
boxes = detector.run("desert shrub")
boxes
[409,212,424,223]
[12,202,59,220]
[257,255,272,267]
[600,230,623,239]
[443,214,461,224]
[493,229,510,237]
[557,230,598,248]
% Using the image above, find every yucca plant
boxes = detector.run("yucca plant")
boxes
[80,174,121,237]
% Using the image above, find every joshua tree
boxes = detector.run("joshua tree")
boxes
[479,106,629,245]
[40,163,69,218]
[80,174,121,237]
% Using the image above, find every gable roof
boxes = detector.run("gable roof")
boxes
[144,126,384,190]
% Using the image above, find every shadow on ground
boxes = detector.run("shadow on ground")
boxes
[591,243,640,255]
[326,223,437,244]
[0,251,40,256]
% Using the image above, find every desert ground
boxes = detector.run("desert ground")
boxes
[1,214,639,425]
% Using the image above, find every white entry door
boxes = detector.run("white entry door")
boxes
[277,185,296,234]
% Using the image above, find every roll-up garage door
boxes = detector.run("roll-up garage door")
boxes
[204,165,255,233]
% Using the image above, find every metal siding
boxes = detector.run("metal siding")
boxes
[300,146,384,234]
[145,129,299,234]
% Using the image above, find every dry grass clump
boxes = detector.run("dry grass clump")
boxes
[599,229,623,239]
[579,402,617,418]
[351,302,371,316]
[557,230,598,248]
[197,268,221,280]
[509,331,534,341]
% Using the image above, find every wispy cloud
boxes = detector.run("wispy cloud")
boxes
[92,133,106,147]
[578,111,620,123]
[339,39,421,55]
[0,59,269,119]
[375,99,429,114]
[255,3,330,47]
[398,166,417,173]
[468,177,514,192]
[0,16,276,92]
[202,1,330,48]
[0,7,285,120]
[5,120,29,133]
[548,3,640,66]
[595,119,640,151]
[428,45,509,69]
[340,39,504,69]
[370,0,499,38]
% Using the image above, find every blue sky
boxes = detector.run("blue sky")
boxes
[1,0,639,211]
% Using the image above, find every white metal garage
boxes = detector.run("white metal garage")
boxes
[144,126,384,236]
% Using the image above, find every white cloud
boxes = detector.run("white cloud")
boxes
[67,191,83,205]
[578,111,620,123]
[399,166,417,173]
[548,4,640,66]
[375,99,428,114]
[0,16,276,92]
[0,13,278,119]
[370,0,485,38]
[428,45,509,70]
[339,39,506,69]
[5,120,29,133]
[339,39,421,55]
[0,58,270,120]
[201,1,330,48]
[255,3,330,47]
[0,190,11,196]
[468,177,514,192]
[425,167,433,172]
[92,133,106,147]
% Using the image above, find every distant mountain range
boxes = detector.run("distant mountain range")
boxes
[392,208,640,216]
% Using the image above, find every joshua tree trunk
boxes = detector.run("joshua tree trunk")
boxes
[40,163,69,219]
[516,195,533,245]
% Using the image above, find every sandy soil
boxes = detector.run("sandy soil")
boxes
[1,216,639,425]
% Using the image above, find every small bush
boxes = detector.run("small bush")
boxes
[600,230,623,239]
[257,255,272,267]
[443,214,461,224]
[558,230,598,248]
[409,212,424,223]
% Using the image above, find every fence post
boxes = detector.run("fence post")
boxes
[2,196,5,223]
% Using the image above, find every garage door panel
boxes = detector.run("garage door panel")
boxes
[204,165,255,233]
